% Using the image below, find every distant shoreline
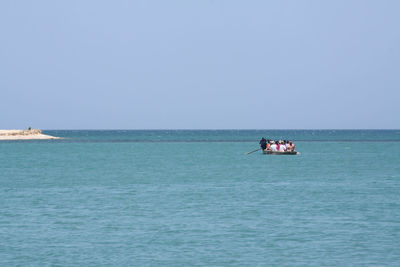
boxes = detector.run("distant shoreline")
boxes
[0,129,60,140]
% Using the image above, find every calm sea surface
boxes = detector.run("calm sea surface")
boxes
[1,130,400,266]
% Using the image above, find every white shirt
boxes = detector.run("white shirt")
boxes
[279,144,287,152]
[270,144,278,151]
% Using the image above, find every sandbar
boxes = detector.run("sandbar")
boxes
[0,129,60,140]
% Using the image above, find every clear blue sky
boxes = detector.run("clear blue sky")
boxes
[1,0,399,129]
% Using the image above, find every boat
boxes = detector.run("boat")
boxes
[263,150,299,155]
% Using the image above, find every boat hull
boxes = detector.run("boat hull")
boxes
[263,150,299,155]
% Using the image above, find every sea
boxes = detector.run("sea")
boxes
[1,130,399,266]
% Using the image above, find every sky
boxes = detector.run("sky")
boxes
[1,0,399,129]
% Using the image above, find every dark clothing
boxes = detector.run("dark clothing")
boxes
[259,138,267,150]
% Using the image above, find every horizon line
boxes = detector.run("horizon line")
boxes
[39,128,400,131]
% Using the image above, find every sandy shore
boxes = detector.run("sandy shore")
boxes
[0,129,61,140]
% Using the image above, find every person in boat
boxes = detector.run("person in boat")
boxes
[270,141,278,151]
[288,141,295,151]
[266,139,271,150]
[285,140,289,150]
[259,138,267,150]
[278,140,287,152]
[286,141,294,151]
[276,140,282,151]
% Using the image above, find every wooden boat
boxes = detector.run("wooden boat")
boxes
[263,150,299,155]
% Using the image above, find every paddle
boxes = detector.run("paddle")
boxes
[246,148,261,155]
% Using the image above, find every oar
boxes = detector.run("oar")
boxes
[246,148,261,155]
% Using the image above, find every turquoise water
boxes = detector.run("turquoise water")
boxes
[1,130,400,266]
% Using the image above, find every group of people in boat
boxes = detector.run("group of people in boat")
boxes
[259,138,295,152]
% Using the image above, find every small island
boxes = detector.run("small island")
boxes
[0,129,60,140]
